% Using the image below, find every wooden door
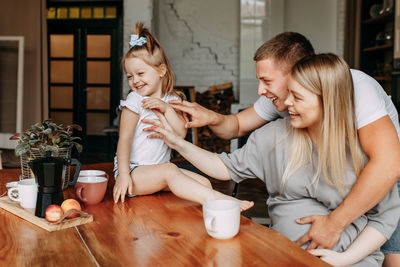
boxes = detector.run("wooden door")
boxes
[47,11,122,154]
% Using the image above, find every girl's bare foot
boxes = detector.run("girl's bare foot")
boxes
[238,200,254,212]
[211,191,254,212]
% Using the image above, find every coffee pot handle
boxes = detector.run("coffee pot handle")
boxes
[67,158,82,186]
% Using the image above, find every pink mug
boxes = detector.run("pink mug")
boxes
[78,170,109,179]
[75,176,108,205]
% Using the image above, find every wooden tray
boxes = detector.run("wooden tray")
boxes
[0,196,93,232]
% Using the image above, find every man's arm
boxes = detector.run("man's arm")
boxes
[169,100,267,139]
[296,115,400,249]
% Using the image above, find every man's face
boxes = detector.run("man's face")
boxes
[256,59,290,112]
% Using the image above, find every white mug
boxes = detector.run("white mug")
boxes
[202,199,240,240]
[7,178,38,209]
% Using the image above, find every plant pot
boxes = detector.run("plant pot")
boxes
[20,148,73,190]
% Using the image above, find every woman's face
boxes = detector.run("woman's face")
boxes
[284,77,323,140]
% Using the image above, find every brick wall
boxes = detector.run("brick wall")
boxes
[156,0,239,97]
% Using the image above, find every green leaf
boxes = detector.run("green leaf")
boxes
[15,142,31,156]
[44,128,52,135]
[74,143,83,153]
[14,120,83,156]
[32,124,41,131]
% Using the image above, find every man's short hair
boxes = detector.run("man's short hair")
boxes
[253,32,315,73]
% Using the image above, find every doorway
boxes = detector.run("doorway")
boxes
[47,4,122,157]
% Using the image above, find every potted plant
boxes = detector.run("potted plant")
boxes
[10,119,83,188]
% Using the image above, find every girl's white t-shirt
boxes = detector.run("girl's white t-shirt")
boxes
[254,69,400,139]
[119,91,180,165]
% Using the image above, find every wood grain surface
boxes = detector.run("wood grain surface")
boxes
[0,196,93,232]
[0,163,332,266]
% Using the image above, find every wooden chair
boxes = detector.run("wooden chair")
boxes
[208,82,233,93]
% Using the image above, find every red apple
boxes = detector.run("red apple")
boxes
[45,205,63,223]
[61,199,81,219]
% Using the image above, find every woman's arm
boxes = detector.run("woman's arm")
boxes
[142,97,186,138]
[151,110,231,180]
[309,226,386,266]
[113,108,139,203]
[163,105,186,138]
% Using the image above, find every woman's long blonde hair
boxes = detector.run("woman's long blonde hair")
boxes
[281,53,365,195]
[122,22,184,99]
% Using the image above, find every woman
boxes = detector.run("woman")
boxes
[148,54,400,266]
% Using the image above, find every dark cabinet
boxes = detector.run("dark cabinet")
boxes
[359,0,394,96]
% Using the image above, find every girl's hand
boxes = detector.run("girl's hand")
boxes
[308,249,350,267]
[142,97,169,113]
[113,174,133,203]
[142,110,182,150]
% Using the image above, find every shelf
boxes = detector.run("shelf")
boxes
[373,76,391,81]
[359,2,396,105]
[363,43,393,52]
[363,11,394,24]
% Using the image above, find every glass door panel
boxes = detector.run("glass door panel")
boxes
[49,112,73,127]
[85,34,112,138]
[50,60,74,83]
[86,113,109,135]
[49,33,74,126]
[86,61,110,84]
[50,34,73,57]
[50,86,73,109]
[87,35,111,58]
[86,87,110,109]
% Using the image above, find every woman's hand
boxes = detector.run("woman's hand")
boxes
[142,110,183,150]
[142,97,170,113]
[113,174,133,203]
[308,249,350,267]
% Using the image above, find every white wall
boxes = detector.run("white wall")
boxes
[284,0,344,55]
[238,0,345,106]
[123,0,153,96]
[124,0,345,104]
[156,0,240,95]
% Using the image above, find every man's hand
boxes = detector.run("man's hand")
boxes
[295,214,345,250]
[169,100,217,128]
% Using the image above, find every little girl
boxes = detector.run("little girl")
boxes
[113,23,253,211]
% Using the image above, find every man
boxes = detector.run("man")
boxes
[170,32,400,266]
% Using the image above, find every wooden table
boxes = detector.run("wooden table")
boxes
[0,163,331,266]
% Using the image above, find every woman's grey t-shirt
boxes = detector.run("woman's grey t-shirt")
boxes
[218,118,400,254]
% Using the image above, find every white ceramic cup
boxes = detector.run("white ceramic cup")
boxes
[202,199,240,240]
[7,178,38,209]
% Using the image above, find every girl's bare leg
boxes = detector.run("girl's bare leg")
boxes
[179,169,212,188]
[130,163,253,211]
